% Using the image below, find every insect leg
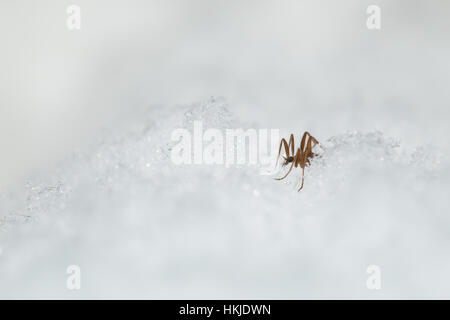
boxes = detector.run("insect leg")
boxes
[298,167,305,191]
[275,160,295,180]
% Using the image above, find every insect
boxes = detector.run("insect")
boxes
[275,131,319,191]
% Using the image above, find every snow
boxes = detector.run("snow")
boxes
[2,0,450,299]
[1,97,449,299]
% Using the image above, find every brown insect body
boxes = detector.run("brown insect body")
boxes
[275,131,319,191]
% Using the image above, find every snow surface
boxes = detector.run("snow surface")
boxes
[0,97,449,299]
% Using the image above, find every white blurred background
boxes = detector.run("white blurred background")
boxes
[1,1,450,299]
[1,0,449,188]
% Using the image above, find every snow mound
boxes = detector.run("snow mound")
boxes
[0,98,449,299]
